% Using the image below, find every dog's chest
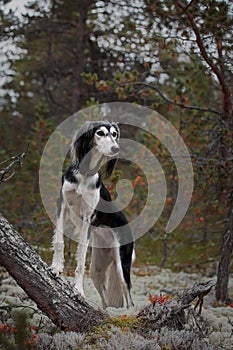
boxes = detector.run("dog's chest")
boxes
[76,173,99,196]
[63,173,100,218]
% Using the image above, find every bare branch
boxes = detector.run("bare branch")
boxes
[0,145,29,184]
[122,81,220,115]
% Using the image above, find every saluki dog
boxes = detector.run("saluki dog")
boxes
[51,121,134,308]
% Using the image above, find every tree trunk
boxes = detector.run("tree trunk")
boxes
[71,1,95,112]
[216,193,233,303]
[177,0,233,306]
[0,214,107,332]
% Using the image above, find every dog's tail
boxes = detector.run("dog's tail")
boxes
[105,261,124,308]
[90,226,132,308]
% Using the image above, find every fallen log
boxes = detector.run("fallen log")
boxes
[0,214,107,332]
[138,279,215,331]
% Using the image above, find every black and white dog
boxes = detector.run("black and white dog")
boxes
[51,121,134,308]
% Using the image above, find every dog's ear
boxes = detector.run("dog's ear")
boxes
[105,122,120,177]
[112,122,120,140]
[71,122,95,164]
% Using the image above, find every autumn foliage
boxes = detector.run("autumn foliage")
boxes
[148,293,173,306]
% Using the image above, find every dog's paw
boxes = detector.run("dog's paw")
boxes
[73,285,85,302]
[50,263,64,277]
[127,299,134,308]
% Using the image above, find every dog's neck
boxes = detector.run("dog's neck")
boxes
[88,150,104,176]
[79,149,105,176]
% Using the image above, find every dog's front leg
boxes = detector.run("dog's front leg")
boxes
[73,220,89,299]
[50,209,65,276]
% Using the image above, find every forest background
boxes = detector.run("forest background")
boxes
[0,0,232,304]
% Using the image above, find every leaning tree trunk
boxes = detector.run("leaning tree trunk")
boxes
[0,214,107,332]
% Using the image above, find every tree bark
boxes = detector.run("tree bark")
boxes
[177,0,233,305]
[71,1,95,112]
[216,193,233,303]
[0,214,107,332]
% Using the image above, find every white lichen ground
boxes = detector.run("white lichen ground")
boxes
[0,266,232,349]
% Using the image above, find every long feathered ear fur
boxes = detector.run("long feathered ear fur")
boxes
[105,122,120,177]
[70,121,95,165]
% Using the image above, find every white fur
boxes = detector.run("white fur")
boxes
[51,173,100,298]
[94,126,118,156]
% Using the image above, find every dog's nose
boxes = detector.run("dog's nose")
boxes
[111,146,120,154]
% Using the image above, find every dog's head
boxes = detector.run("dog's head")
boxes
[71,121,120,176]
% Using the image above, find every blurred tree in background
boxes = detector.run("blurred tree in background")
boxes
[0,0,232,302]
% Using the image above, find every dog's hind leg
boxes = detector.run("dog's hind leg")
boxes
[90,248,110,309]
[120,243,134,308]
[90,227,118,308]
[106,248,132,308]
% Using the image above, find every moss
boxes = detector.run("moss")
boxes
[86,315,142,347]
[109,315,142,330]
[86,322,112,346]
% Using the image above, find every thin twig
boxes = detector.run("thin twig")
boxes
[120,81,220,115]
[0,144,29,183]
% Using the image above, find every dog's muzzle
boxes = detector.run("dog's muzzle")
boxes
[111,146,120,155]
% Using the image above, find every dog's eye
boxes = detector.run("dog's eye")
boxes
[96,130,105,137]
[112,132,117,138]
